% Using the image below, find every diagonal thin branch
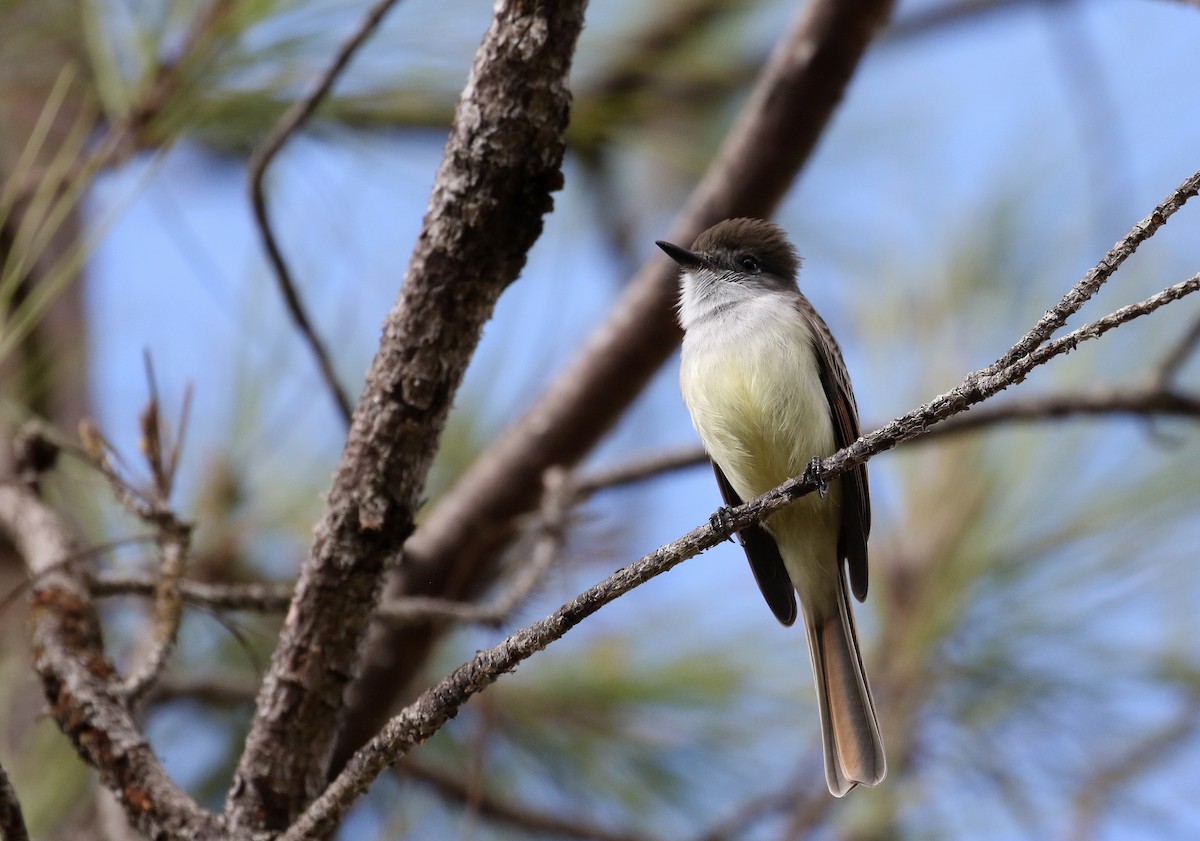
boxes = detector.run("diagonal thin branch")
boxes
[246,0,407,426]
[287,200,1200,835]
[338,0,898,772]
[226,0,590,831]
[1011,273,1200,378]
[921,383,1200,438]
[561,380,1200,494]
[988,168,1200,375]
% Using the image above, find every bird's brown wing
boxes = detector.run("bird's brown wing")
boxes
[796,299,872,602]
[711,460,798,626]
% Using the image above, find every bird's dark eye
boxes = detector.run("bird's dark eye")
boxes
[738,255,761,272]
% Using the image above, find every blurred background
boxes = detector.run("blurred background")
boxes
[3,0,1200,838]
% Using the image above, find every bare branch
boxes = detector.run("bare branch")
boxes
[89,573,293,613]
[76,415,195,704]
[226,0,589,830]
[0,760,30,841]
[397,758,656,841]
[1015,273,1200,375]
[342,0,898,770]
[291,178,1200,831]
[568,381,1200,486]
[918,384,1200,440]
[0,483,224,839]
[281,512,726,840]
[988,168,1200,375]
[246,0,407,425]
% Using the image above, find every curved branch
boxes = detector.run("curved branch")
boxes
[337,0,898,770]
[246,0,407,425]
[226,0,589,831]
[0,484,224,840]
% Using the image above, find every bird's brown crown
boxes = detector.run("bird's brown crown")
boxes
[691,218,800,280]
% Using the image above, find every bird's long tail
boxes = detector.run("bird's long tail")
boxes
[801,574,886,796]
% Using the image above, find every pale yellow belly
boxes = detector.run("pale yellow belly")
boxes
[681,324,842,595]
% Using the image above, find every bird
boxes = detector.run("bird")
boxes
[657,218,885,796]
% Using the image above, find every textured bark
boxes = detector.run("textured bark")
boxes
[225,0,588,831]
[0,485,226,841]
[336,0,897,769]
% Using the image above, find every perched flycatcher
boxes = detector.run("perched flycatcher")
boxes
[657,218,885,797]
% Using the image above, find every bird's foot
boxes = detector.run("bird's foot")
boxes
[709,507,737,543]
[802,456,829,498]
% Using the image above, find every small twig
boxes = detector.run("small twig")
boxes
[77,413,195,704]
[988,167,1200,376]
[379,468,574,627]
[1006,273,1200,381]
[118,521,191,704]
[918,383,1200,440]
[397,758,655,841]
[560,375,1200,490]
[246,0,406,426]
[89,573,293,613]
[0,760,30,841]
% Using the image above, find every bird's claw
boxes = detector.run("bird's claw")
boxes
[710,507,736,543]
[803,456,829,498]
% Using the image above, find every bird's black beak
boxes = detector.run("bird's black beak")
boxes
[656,240,706,270]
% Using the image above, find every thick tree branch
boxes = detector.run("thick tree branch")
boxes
[247,0,407,426]
[225,0,588,831]
[0,483,224,841]
[339,0,898,770]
